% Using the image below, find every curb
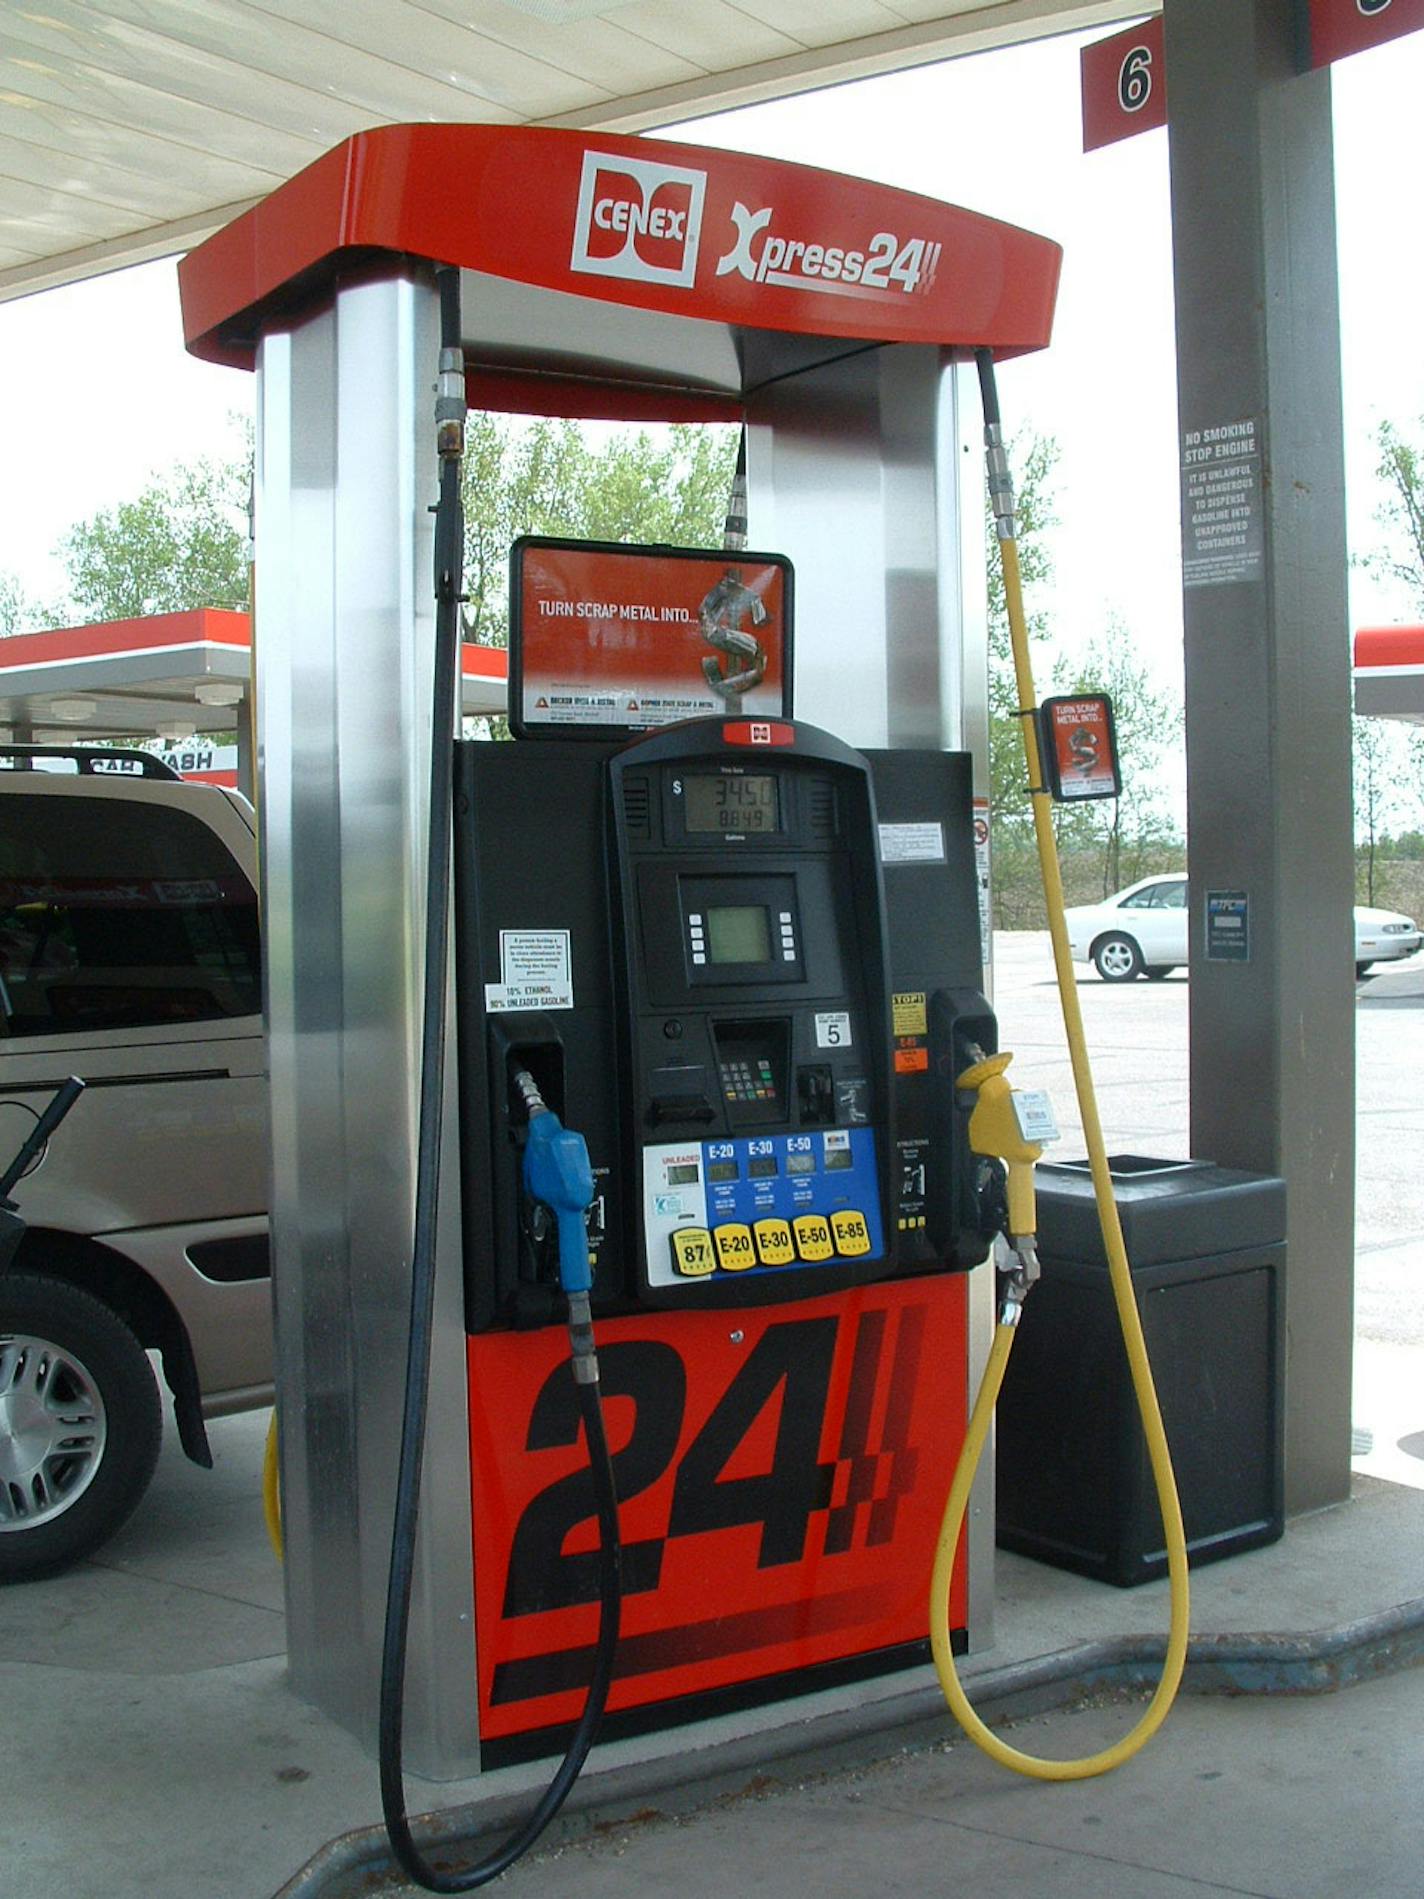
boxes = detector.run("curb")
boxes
[272,1594,1424,1896]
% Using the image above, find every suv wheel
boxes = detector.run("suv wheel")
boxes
[1093,933,1144,982]
[0,1274,161,1581]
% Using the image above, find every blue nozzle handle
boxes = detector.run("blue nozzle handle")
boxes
[522,1109,595,1295]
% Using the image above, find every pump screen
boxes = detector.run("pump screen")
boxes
[706,905,771,964]
[667,1163,700,1185]
[707,1160,739,1183]
[684,774,779,834]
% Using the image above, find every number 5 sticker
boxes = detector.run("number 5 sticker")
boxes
[815,1011,852,1049]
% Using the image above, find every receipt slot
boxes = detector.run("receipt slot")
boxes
[455,716,997,1759]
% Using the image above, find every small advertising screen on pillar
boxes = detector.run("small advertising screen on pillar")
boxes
[1038,695,1122,802]
[509,538,793,740]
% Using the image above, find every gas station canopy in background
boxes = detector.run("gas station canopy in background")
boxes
[0,0,1137,304]
[0,609,508,745]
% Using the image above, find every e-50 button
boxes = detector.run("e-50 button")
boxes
[792,1214,833,1262]
[670,1228,715,1277]
[830,1208,872,1257]
[753,1218,795,1266]
[713,1223,756,1271]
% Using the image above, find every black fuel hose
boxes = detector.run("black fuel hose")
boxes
[381,1379,621,1892]
[377,263,622,1891]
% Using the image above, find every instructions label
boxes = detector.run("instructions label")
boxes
[879,821,946,865]
[484,929,574,1012]
[1182,417,1264,589]
[973,797,991,965]
[892,992,928,1038]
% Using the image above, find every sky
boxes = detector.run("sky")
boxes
[1,20,1421,703]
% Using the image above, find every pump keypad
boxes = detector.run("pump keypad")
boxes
[721,1058,776,1103]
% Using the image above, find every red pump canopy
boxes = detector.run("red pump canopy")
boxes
[180,124,1061,387]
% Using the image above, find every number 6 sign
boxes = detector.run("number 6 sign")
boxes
[1081,17,1168,154]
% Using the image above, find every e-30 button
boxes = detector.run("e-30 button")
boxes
[670,1228,715,1277]
[753,1218,795,1266]
[713,1223,756,1271]
[830,1208,872,1257]
[792,1213,833,1262]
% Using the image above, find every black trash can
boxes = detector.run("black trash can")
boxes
[995,1155,1286,1588]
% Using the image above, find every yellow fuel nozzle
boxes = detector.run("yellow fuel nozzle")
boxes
[957,1049,1042,1319]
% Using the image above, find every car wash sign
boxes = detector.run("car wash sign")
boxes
[1307,0,1424,66]
[1082,4,1424,151]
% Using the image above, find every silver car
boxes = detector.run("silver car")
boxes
[0,750,270,1579]
[1065,872,1423,982]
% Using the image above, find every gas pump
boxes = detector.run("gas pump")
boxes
[453,706,998,1764]
[178,121,1186,1891]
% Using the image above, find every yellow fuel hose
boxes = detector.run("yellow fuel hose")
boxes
[263,1408,283,1561]
[929,354,1190,1777]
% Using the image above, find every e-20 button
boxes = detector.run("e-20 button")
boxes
[713,1223,756,1271]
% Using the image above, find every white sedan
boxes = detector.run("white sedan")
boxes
[1064,873,1423,982]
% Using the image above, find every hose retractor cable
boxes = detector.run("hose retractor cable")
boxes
[377,267,621,1891]
[927,349,1191,1780]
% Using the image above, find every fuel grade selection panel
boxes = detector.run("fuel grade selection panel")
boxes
[643,1127,884,1286]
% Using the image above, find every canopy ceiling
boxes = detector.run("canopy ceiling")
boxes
[1,0,1141,303]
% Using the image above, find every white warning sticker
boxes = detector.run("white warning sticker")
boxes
[484,929,574,1013]
[878,821,946,865]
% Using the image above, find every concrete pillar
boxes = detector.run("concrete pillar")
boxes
[1164,0,1354,1511]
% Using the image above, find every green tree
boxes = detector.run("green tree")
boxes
[59,451,250,622]
[460,415,591,647]
[1355,713,1402,904]
[0,573,40,637]
[460,417,739,650]
[1369,418,1424,604]
[985,431,1060,926]
[1052,624,1184,899]
[1363,417,1424,891]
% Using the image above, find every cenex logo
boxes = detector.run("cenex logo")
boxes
[571,151,707,289]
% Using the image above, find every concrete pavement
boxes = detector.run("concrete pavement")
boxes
[6,934,1422,1898]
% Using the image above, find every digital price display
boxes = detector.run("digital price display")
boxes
[684,774,780,834]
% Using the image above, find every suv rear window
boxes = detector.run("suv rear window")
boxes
[0,794,260,1037]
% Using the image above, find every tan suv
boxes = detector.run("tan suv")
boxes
[0,747,270,1580]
